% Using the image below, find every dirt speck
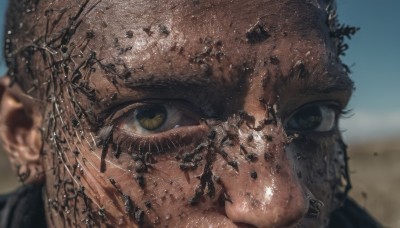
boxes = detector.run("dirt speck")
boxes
[125,30,133,38]
[246,22,269,44]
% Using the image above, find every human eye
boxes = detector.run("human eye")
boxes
[119,102,200,135]
[101,100,208,154]
[285,102,340,133]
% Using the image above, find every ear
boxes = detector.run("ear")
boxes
[0,76,44,184]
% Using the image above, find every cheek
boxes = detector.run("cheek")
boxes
[286,135,345,212]
[112,159,203,223]
[77,142,221,226]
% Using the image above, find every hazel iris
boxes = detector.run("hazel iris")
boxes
[136,105,167,130]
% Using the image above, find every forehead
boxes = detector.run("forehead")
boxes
[25,0,350,110]
[80,0,332,65]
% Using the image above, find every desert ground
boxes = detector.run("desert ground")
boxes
[1,138,399,227]
[346,138,400,227]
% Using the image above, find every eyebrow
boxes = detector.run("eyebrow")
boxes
[301,73,354,94]
[122,74,214,90]
[117,65,353,102]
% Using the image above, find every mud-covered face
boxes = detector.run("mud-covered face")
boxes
[15,0,352,227]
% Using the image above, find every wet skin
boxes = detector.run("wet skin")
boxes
[2,0,353,227]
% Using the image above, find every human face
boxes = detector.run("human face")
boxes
[29,0,352,227]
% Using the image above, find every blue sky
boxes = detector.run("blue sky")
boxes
[336,0,400,142]
[0,0,399,142]
[0,0,6,73]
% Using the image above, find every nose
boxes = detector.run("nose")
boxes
[213,126,309,228]
[209,69,311,227]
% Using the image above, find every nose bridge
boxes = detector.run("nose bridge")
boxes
[213,115,309,227]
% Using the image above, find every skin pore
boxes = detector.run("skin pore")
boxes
[0,0,355,227]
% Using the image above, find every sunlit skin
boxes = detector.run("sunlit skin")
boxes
[0,0,353,227]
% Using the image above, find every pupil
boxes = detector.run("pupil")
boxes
[136,105,167,130]
[295,106,322,130]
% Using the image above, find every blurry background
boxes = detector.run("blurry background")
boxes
[334,1,400,227]
[0,0,399,227]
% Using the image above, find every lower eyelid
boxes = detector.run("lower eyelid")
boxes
[113,123,209,154]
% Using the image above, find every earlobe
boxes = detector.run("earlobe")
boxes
[0,76,44,183]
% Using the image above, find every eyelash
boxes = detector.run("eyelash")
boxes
[338,108,353,118]
[98,101,208,155]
